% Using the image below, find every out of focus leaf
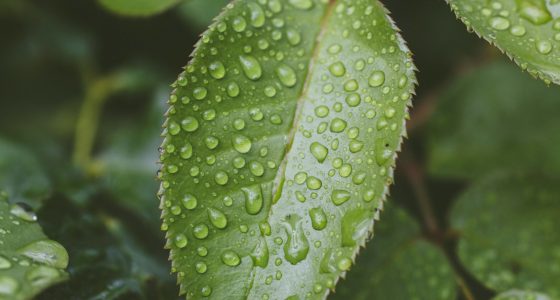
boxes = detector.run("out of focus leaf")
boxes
[98,0,182,17]
[177,0,229,29]
[36,196,174,300]
[333,204,456,300]
[97,88,166,229]
[451,172,560,298]
[493,290,552,300]
[428,61,560,179]
[0,138,51,210]
[0,195,69,300]
[446,0,560,85]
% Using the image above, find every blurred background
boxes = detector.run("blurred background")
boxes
[1,0,559,299]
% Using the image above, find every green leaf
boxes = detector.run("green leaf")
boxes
[0,138,51,210]
[446,0,560,84]
[332,203,456,300]
[427,61,560,179]
[159,0,415,298]
[493,290,552,300]
[451,172,560,298]
[0,195,69,300]
[35,197,174,300]
[98,0,181,17]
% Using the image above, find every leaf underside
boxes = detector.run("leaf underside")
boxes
[0,196,69,300]
[446,0,560,85]
[159,0,415,298]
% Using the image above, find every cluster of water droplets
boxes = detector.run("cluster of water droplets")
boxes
[158,0,415,298]
[0,198,68,298]
[452,0,560,82]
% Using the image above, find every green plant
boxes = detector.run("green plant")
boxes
[0,0,559,299]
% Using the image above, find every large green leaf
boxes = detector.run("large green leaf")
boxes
[332,204,456,300]
[451,172,560,298]
[98,0,182,17]
[0,194,68,300]
[159,0,415,298]
[0,138,51,210]
[446,0,560,84]
[427,61,560,179]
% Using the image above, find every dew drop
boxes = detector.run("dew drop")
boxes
[310,142,328,163]
[239,55,262,80]
[489,16,510,30]
[331,190,351,206]
[233,134,252,153]
[306,176,322,190]
[182,194,198,210]
[0,276,18,296]
[209,61,226,79]
[283,216,309,265]
[251,238,269,268]
[193,224,209,239]
[181,117,199,132]
[221,250,241,266]
[17,240,69,268]
[214,171,229,185]
[518,0,552,25]
[368,70,385,87]
[10,203,37,222]
[227,82,240,97]
[174,234,188,248]
[309,207,327,230]
[276,64,297,87]
[248,2,265,28]
[536,40,553,54]
[232,16,247,32]
[286,29,302,46]
[208,208,228,229]
[242,184,263,215]
[289,0,313,10]
[330,118,347,133]
[341,209,372,246]
[328,62,346,77]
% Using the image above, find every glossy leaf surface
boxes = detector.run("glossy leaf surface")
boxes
[446,0,560,84]
[159,0,415,298]
[0,195,68,300]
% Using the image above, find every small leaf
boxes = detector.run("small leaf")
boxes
[451,172,560,298]
[493,290,552,300]
[446,0,560,84]
[0,194,69,300]
[0,138,51,210]
[427,61,560,179]
[159,0,416,298]
[98,0,181,17]
[333,204,457,300]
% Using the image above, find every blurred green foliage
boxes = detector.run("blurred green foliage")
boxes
[0,0,558,299]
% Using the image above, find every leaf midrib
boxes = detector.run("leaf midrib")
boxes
[245,0,338,297]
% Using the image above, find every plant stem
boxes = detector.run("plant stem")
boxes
[401,153,440,237]
[72,75,116,173]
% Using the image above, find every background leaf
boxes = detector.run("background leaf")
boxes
[0,138,51,210]
[493,290,552,300]
[427,61,560,179]
[0,196,68,300]
[98,0,182,17]
[451,172,560,298]
[446,0,560,84]
[159,0,415,298]
[333,203,457,300]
